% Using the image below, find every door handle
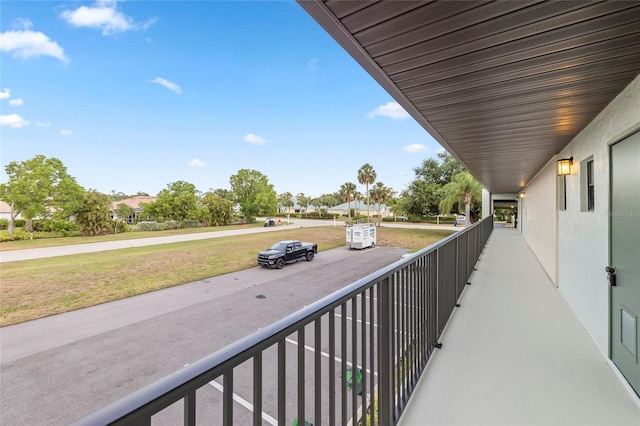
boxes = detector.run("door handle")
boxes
[606,266,616,287]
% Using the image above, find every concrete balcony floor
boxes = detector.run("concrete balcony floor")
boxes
[398,228,640,426]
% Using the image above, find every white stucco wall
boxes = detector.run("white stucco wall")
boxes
[482,188,491,218]
[522,157,558,285]
[557,75,640,354]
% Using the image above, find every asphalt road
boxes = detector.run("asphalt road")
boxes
[0,245,407,425]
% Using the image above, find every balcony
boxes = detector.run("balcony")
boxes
[74,217,639,425]
[397,228,640,425]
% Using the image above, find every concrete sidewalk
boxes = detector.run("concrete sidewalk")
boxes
[0,219,458,263]
[0,225,285,263]
[398,228,640,425]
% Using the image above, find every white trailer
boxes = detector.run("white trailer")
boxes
[346,223,377,249]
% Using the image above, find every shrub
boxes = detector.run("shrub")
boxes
[137,221,159,231]
[164,220,180,230]
[33,219,79,232]
[14,219,25,228]
[0,229,78,241]
[183,220,201,228]
[115,221,129,233]
[0,218,8,230]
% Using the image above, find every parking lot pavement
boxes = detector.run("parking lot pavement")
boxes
[1,245,407,425]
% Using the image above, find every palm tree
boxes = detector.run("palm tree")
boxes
[357,163,377,222]
[278,192,294,213]
[296,193,310,216]
[310,197,324,217]
[438,171,482,226]
[339,182,357,220]
[370,182,395,226]
[353,190,363,219]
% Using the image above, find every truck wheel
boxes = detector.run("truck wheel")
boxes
[371,242,376,248]
[275,258,285,269]
[306,251,314,262]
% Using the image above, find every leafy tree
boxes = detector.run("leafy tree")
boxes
[357,163,377,222]
[199,192,234,226]
[370,182,394,225]
[385,194,403,220]
[339,182,357,220]
[403,180,442,217]
[141,201,161,222]
[403,151,467,217]
[296,193,311,216]
[438,171,482,226]
[413,151,465,186]
[0,155,84,235]
[114,203,134,228]
[394,190,414,219]
[212,188,234,201]
[153,180,199,222]
[76,190,114,236]
[278,192,294,213]
[229,169,277,221]
[321,193,340,209]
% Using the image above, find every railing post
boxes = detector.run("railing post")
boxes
[184,390,196,426]
[378,276,394,426]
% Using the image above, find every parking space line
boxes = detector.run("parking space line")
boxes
[284,337,376,377]
[182,363,278,425]
[334,312,376,327]
[207,380,278,426]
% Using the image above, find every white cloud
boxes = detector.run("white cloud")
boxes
[0,30,67,62]
[60,129,73,136]
[188,158,206,168]
[0,114,29,128]
[12,18,34,31]
[403,143,428,153]
[0,88,10,99]
[9,98,23,106]
[60,1,157,36]
[36,121,51,127]
[367,102,410,120]
[244,133,267,144]
[150,77,182,94]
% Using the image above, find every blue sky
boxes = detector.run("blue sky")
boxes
[1,0,443,199]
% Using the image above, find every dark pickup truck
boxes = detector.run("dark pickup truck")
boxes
[257,240,318,269]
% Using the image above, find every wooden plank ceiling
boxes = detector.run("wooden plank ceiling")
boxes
[297,0,640,193]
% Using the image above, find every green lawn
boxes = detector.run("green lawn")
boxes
[0,222,263,251]
[0,226,454,327]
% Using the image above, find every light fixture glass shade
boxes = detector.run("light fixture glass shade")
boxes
[557,158,572,176]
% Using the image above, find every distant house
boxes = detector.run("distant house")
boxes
[327,201,392,218]
[0,200,21,221]
[110,196,156,223]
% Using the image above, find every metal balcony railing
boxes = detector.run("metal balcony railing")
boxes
[74,216,494,426]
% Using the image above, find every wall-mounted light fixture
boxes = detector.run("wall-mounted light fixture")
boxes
[557,157,573,176]
[519,192,526,198]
